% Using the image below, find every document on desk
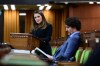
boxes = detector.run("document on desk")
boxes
[11,49,30,54]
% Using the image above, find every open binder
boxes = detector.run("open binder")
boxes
[31,47,53,59]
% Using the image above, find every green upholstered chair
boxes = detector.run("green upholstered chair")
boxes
[51,46,57,55]
[82,49,92,64]
[80,49,86,64]
[80,47,92,64]
[75,47,83,62]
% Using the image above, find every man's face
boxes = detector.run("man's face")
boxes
[65,25,73,34]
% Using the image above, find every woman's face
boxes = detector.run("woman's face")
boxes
[34,13,42,24]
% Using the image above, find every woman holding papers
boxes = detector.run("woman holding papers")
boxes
[30,10,52,55]
[48,17,82,63]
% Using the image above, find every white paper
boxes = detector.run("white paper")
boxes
[11,49,30,54]
[31,47,53,59]
[31,50,37,55]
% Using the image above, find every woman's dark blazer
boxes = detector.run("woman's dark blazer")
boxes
[31,23,52,55]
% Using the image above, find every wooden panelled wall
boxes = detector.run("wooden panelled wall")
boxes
[25,10,33,33]
[43,10,68,40]
[4,4,100,42]
[4,10,19,43]
[69,4,100,32]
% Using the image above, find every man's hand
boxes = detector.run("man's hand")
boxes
[46,54,53,60]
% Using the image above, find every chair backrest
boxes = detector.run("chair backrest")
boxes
[51,46,57,55]
[80,47,92,64]
[79,49,86,64]
[85,47,92,50]
[75,47,83,62]
[82,49,92,64]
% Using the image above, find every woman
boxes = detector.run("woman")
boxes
[30,10,52,55]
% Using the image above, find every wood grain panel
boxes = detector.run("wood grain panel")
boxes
[69,4,100,32]
[4,10,19,42]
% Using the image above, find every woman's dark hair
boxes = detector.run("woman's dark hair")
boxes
[31,10,47,31]
[33,10,47,23]
[65,17,81,30]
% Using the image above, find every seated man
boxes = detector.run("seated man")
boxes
[48,17,82,62]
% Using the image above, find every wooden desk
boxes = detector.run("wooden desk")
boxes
[10,33,40,50]
[0,53,48,66]
[57,62,80,66]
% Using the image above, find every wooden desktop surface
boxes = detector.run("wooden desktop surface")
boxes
[0,52,48,66]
